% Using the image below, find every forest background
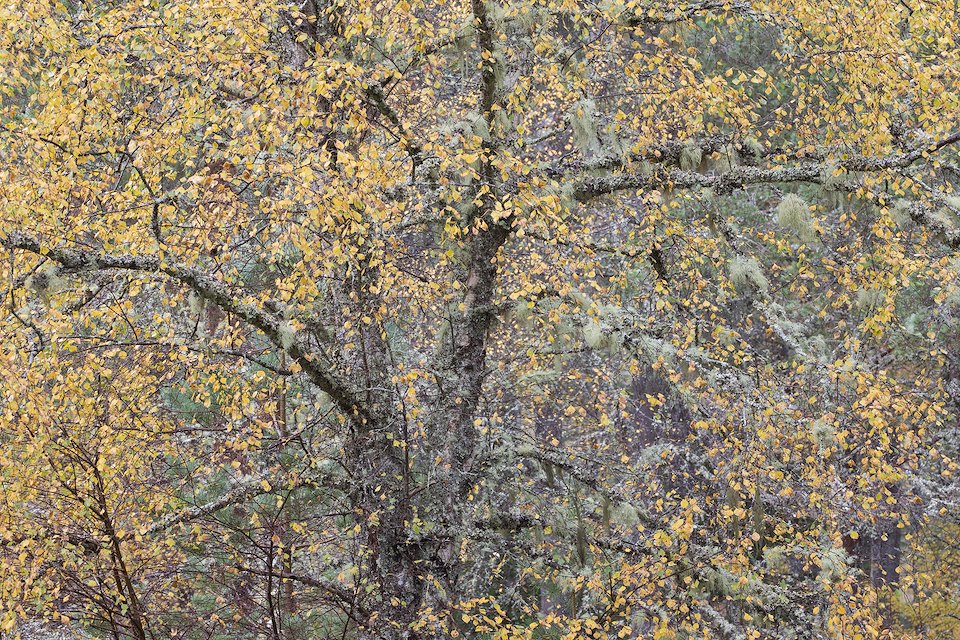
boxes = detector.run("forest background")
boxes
[1,0,960,638]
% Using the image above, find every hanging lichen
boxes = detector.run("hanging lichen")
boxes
[776,193,817,243]
[728,255,769,294]
[568,98,601,157]
[680,140,703,171]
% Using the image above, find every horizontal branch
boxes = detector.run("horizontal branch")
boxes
[1,232,371,424]
[0,469,332,551]
[572,163,832,201]
[625,0,770,26]
[906,201,960,249]
[542,0,773,30]
[147,473,278,535]
[571,130,960,201]
[235,563,369,621]
[518,445,657,527]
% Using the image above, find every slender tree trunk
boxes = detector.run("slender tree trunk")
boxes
[91,468,148,640]
[345,268,425,639]
[276,352,297,622]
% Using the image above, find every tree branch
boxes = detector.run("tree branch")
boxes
[0,232,371,424]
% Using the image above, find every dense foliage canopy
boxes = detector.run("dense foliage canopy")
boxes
[1,0,960,638]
